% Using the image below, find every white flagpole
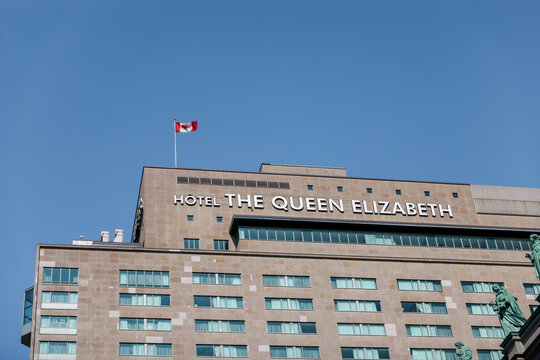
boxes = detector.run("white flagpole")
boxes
[174,119,177,168]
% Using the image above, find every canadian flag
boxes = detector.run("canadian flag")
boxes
[175,121,198,133]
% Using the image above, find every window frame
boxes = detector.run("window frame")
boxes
[184,238,200,249]
[213,239,229,250]
[42,267,79,285]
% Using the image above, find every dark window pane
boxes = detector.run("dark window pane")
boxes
[194,296,210,307]
[60,269,70,284]
[52,268,61,283]
[258,228,267,240]
[402,235,411,246]
[402,302,417,313]
[478,238,488,249]
[246,228,257,240]
[234,179,245,187]
[196,345,214,356]
[341,348,354,359]
[321,232,330,243]
[285,230,294,241]
[43,268,52,283]
[378,349,390,359]
[300,323,317,334]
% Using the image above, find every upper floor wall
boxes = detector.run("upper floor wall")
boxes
[133,165,540,250]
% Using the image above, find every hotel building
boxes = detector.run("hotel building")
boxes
[22,164,540,359]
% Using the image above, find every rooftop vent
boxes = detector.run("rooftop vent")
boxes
[101,231,110,242]
[114,229,124,243]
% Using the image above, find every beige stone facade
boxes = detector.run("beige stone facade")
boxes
[24,165,540,360]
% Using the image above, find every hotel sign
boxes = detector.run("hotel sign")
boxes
[174,193,453,218]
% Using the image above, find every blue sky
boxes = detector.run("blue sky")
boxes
[1,1,539,357]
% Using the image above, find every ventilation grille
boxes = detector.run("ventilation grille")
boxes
[177,177,290,189]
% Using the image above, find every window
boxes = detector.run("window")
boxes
[331,277,377,289]
[334,300,381,312]
[395,189,402,195]
[43,267,78,285]
[194,296,243,308]
[120,343,172,356]
[39,341,76,355]
[184,238,199,249]
[406,325,452,337]
[531,305,538,314]
[397,279,442,292]
[196,345,248,358]
[41,316,77,329]
[461,281,502,293]
[216,216,223,223]
[237,227,530,251]
[524,283,540,294]
[337,186,343,192]
[411,349,457,360]
[401,302,447,314]
[119,294,170,306]
[193,273,241,285]
[265,298,313,310]
[120,318,171,331]
[23,287,33,325]
[338,323,386,336]
[424,191,430,197]
[270,346,320,359]
[307,185,314,191]
[42,291,78,304]
[341,348,390,359]
[119,270,170,288]
[195,320,245,332]
[466,303,496,315]
[472,326,504,338]
[477,350,503,360]
[214,240,229,250]
[452,192,459,198]
[263,275,310,287]
[366,188,373,194]
[267,322,316,334]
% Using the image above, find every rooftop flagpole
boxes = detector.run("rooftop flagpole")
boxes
[174,119,177,168]
[173,121,197,168]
